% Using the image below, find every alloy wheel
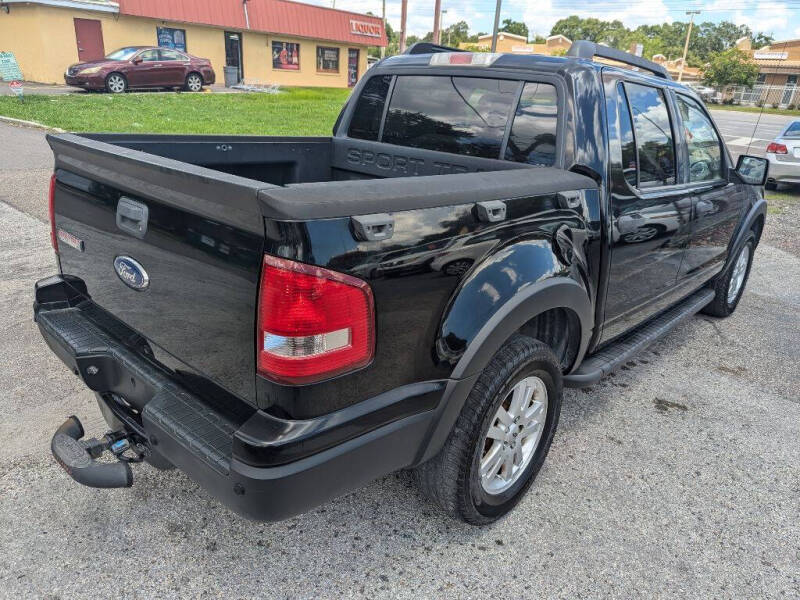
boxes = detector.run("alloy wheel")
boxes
[187,74,202,92]
[727,245,750,305]
[107,75,125,93]
[479,376,548,495]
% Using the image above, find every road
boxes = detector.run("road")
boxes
[710,109,789,160]
[0,121,798,598]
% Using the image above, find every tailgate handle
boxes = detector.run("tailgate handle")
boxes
[116,197,149,239]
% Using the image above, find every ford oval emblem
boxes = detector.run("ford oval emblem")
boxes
[113,256,150,291]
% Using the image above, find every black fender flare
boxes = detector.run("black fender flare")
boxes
[415,275,594,465]
[729,197,766,260]
[450,276,595,380]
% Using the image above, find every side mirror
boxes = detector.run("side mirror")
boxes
[132,57,143,65]
[733,155,769,186]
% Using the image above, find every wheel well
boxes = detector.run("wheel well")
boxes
[518,307,581,372]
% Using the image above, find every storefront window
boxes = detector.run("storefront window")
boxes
[157,27,187,52]
[272,42,300,70]
[317,46,340,73]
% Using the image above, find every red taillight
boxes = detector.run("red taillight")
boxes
[256,255,375,385]
[48,173,58,253]
[767,142,788,154]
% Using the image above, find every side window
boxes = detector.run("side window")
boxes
[381,76,518,159]
[348,75,391,141]
[505,82,558,166]
[159,49,185,61]
[617,83,638,188]
[676,95,723,183]
[138,50,160,62]
[624,82,676,188]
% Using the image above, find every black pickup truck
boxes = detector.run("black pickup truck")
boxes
[36,41,768,524]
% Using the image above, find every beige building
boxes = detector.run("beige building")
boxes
[459,32,572,56]
[0,0,386,88]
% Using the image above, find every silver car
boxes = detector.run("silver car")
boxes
[765,120,800,190]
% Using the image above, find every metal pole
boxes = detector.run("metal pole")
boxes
[433,0,442,45]
[678,10,700,82]
[399,0,408,53]
[491,0,502,53]
[381,0,386,58]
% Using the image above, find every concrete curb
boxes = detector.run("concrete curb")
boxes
[0,115,65,133]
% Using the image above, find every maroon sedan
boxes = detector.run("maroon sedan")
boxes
[64,46,215,93]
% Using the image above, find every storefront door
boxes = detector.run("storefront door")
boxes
[73,18,105,62]
[225,32,243,83]
[348,49,359,88]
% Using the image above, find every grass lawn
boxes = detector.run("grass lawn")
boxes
[765,188,800,215]
[0,88,351,135]
[709,104,800,117]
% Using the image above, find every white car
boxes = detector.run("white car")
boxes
[765,120,800,190]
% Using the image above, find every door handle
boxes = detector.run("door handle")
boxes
[116,197,149,239]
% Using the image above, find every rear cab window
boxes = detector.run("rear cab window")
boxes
[623,82,677,188]
[346,73,559,165]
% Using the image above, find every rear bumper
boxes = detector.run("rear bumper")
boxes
[34,275,469,521]
[766,155,800,184]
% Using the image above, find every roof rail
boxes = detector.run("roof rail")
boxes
[567,40,671,80]
[404,42,466,55]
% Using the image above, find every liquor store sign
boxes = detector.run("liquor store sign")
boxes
[350,20,382,38]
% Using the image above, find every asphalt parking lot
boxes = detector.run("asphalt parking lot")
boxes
[0,119,798,598]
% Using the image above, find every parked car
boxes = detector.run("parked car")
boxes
[687,82,718,103]
[64,46,215,93]
[39,41,767,525]
[765,120,800,190]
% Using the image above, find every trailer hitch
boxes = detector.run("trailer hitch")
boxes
[50,416,141,488]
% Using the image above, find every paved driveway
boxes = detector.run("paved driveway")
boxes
[0,122,798,598]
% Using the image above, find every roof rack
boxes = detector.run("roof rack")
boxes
[404,42,466,55]
[567,40,671,80]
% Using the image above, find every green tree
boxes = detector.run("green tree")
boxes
[442,20,471,46]
[500,18,529,40]
[702,48,759,88]
[550,15,628,47]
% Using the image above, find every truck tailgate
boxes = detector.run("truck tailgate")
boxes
[48,134,266,404]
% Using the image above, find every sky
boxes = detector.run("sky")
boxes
[309,0,800,43]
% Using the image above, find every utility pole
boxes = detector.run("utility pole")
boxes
[433,0,442,45]
[490,0,502,52]
[678,10,700,82]
[399,0,408,53]
[380,0,386,58]
[442,9,450,46]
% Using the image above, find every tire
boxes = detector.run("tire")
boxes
[415,335,562,525]
[765,181,778,191]
[622,224,663,244]
[442,259,473,277]
[185,72,203,92]
[105,73,127,94]
[702,232,755,318]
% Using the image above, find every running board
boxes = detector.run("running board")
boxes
[564,288,715,388]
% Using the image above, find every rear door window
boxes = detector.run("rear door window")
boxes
[504,82,558,166]
[381,76,518,159]
[159,49,186,61]
[624,82,677,188]
[348,75,392,141]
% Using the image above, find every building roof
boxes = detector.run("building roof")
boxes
[116,0,387,46]
[2,0,118,12]
[477,31,528,42]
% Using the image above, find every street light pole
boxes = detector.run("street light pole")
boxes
[679,10,700,82]
[490,0,502,52]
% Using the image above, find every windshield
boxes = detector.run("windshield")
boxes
[784,121,800,138]
[105,47,142,61]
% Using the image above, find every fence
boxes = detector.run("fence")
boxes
[727,83,800,107]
